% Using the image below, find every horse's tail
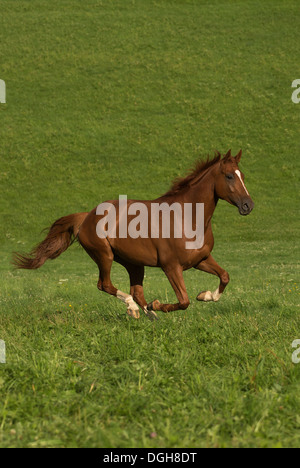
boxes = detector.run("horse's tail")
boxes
[13,212,89,270]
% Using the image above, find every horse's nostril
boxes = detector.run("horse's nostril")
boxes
[239,199,253,216]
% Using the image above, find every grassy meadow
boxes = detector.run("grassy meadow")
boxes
[0,0,299,448]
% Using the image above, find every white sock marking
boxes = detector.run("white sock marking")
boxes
[212,287,222,302]
[116,290,139,311]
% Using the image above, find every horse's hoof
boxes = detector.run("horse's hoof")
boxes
[127,308,140,319]
[145,309,159,321]
[196,291,213,302]
[147,299,161,311]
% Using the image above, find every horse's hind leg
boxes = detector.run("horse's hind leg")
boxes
[124,263,158,321]
[99,257,140,319]
[80,238,140,318]
[114,289,140,319]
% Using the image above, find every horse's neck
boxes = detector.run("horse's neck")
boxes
[181,166,218,215]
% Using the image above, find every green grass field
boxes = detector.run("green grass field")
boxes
[0,0,299,448]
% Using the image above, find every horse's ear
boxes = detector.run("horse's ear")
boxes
[235,149,242,164]
[223,149,231,161]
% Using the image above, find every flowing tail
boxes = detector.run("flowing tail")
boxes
[13,212,88,270]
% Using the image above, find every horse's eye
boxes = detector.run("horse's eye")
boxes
[226,173,234,180]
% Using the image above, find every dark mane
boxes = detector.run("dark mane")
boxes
[163,152,221,197]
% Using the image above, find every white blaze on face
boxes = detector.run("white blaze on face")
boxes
[235,170,249,196]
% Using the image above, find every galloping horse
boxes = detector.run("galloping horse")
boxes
[13,149,254,320]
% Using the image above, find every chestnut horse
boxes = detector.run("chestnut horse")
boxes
[13,149,254,320]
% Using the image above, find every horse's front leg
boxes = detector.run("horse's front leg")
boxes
[195,254,229,302]
[147,265,190,313]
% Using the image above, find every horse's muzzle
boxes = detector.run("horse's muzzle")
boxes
[238,198,254,216]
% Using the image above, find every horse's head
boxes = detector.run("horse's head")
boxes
[215,149,254,215]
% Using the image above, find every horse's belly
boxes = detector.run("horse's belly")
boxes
[109,237,158,267]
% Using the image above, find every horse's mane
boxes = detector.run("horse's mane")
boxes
[163,152,221,197]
